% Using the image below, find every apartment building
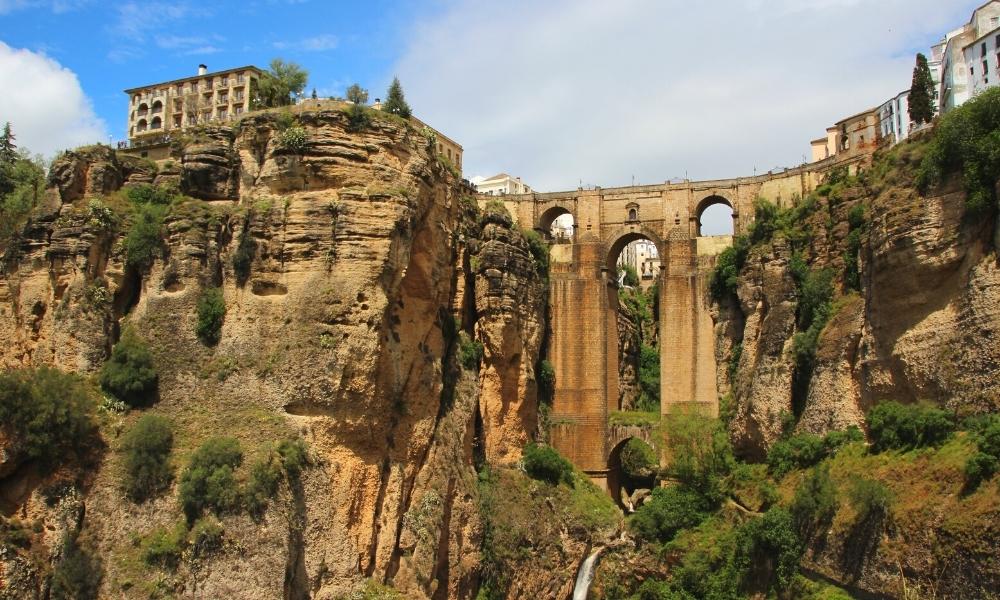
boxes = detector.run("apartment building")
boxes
[810,107,880,163]
[472,173,532,195]
[936,1,1000,112]
[878,90,912,144]
[124,64,262,140]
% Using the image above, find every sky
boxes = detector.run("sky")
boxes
[0,0,984,193]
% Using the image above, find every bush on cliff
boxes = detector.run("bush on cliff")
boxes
[121,415,173,502]
[50,533,103,600]
[0,366,96,470]
[867,401,954,452]
[124,203,166,271]
[522,442,573,486]
[964,416,1000,490]
[178,437,243,522]
[457,332,484,370]
[767,427,863,478]
[124,183,177,206]
[629,485,710,544]
[790,464,838,540]
[195,287,226,346]
[918,86,1000,215]
[100,331,158,407]
[663,411,734,504]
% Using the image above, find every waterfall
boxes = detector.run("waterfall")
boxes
[572,548,602,600]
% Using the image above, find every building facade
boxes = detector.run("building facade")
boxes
[878,91,912,145]
[810,107,880,163]
[473,173,532,195]
[936,2,1000,113]
[124,64,262,140]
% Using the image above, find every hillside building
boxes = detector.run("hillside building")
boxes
[810,107,880,163]
[124,64,262,140]
[472,173,532,195]
[935,1,1000,113]
[878,91,912,145]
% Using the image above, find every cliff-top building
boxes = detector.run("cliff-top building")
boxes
[124,64,262,140]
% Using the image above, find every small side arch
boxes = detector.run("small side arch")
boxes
[607,437,658,511]
[695,194,736,237]
[536,204,576,241]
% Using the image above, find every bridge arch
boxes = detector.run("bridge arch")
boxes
[536,204,575,234]
[604,226,665,274]
[607,436,657,511]
[695,194,737,237]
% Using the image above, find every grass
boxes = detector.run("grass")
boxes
[609,410,661,427]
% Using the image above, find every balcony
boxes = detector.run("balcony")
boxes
[217,96,229,105]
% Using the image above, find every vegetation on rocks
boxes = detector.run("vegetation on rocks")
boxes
[0,366,97,470]
[522,442,574,485]
[866,401,954,452]
[50,533,103,600]
[195,287,226,346]
[121,414,173,502]
[178,437,244,522]
[99,331,158,407]
[382,77,412,119]
[619,437,657,479]
[918,87,1000,215]
[0,123,45,246]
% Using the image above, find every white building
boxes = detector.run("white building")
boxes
[617,240,660,289]
[936,1,1000,113]
[878,91,912,145]
[472,173,532,195]
[965,26,1000,97]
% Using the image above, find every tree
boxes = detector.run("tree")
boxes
[0,122,17,165]
[311,88,317,100]
[257,59,309,108]
[346,83,369,105]
[99,331,158,407]
[908,53,936,125]
[121,415,174,502]
[382,77,412,119]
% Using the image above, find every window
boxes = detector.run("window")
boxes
[219,93,228,103]
[985,60,990,79]
[218,109,227,120]
[221,77,228,87]
[234,92,244,101]
[206,79,213,89]
[628,208,638,221]
[191,82,198,93]
[237,74,245,84]
[234,105,243,115]
[177,84,183,95]
[983,43,988,58]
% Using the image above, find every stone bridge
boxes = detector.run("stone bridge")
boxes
[489,158,859,490]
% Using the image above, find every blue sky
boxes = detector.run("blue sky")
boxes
[0,0,988,190]
[0,0,443,142]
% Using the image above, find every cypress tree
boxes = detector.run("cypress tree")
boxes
[0,122,17,165]
[908,53,936,125]
[382,77,412,119]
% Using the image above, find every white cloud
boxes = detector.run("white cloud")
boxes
[273,34,338,52]
[394,0,975,192]
[0,42,108,157]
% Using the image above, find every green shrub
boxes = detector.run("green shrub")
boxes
[790,464,838,540]
[662,412,734,504]
[277,438,308,480]
[918,87,1000,215]
[619,438,657,479]
[847,477,893,526]
[710,234,750,300]
[480,199,512,227]
[729,508,803,593]
[522,228,549,277]
[124,203,166,270]
[178,437,243,522]
[233,228,256,287]
[50,533,103,600]
[345,103,371,133]
[522,442,573,486]
[189,517,223,558]
[844,204,867,291]
[867,401,954,452]
[637,344,660,413]
[99,331,158,407]
[142,522,187,569]
[537,359,555,404]
[244,453,282,517]
[353,579,403,599]
[195,287,226,346]
[278,126,308,152]
[768,427,863,478]
[964,417,1000,489]
[0,367,96,470]
[629,485,710,544]
[457,333,484,370]
[121,414,173,502]
[124,183,177,206]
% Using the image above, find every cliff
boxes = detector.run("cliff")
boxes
[0,109,571,599]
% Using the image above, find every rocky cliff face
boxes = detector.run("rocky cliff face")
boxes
[0,110,554,599]
[715,138,1000,596]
